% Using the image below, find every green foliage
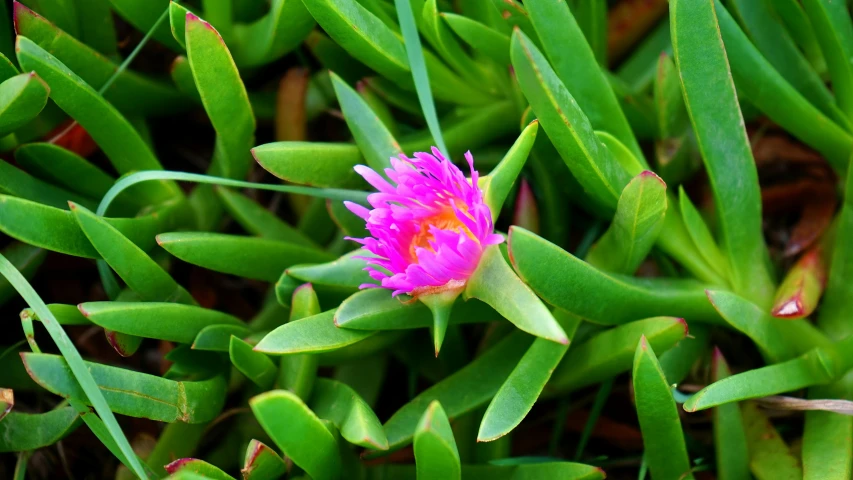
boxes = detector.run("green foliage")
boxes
[1,0,853,478]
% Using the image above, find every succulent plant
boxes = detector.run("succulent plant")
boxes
[1,0,852,479]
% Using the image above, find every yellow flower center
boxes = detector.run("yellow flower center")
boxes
[408,208,473,262]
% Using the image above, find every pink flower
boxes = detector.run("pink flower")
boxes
[344,148,504,298]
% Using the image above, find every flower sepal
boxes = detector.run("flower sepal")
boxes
[417,284,465,356]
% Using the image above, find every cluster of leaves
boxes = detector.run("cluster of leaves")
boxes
[0,0,852,479]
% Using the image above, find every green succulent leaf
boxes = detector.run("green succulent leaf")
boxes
[241,440,287,480]
[414,401,461,480]
[309,378,389,450]
[0,406,80,452]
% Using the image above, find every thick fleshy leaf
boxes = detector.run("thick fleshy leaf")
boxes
[0,242,45,305]
[549,317,687,392]
[801,0,853,122]
[230,0,314,67]
[0,72,48,137]
[0,159,94,210]
[22,353,226,423]
[711,349,749,480]
[164,459,233,480]
[334,288,497,330]
[79,302,243,344]
[816,164,853,339]
[286,249,373,293]
[586,171,667,274]
[252,142,362,188]
[508,227,720,325]
[331,71,399,172]
[15,36,179,203]
[0,195,188,258]
[185,12,255,180]
[379,331,533,454]
[479,121,538,216]
[442,13,510,65]
[742,401,803,479]
[671,0,774,306]
[309,378,388,450]
[478,311,580,442]
[706,290,831,362]
[803,380,853,480]
[466,245,568,344]
[715,1,853,172]
[241,440,287,480]
[278,284,321,399]
[616,19,672,94]
[249,390,341,480]
[70,203,195,304]
[0,406,80,452]
[511,28,629,211]
[14,3,187,116]
[156,232,334,282]
[14,143,119,205]
[633,337,693,480]
[191,324,251,352]
[525,0,644,163]
[254,310,375,355]
[771,246,826,319]
[230,336,277,389]
[414,401,461,480]
[678,187,730,280]
[654,53,688,139]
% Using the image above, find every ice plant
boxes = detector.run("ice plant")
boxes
[343,148,503,351]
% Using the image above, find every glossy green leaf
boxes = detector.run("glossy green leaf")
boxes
[549,317,687,392]
[526,0,643,162]
[309,378,388,450]
[0,72,48,137]
[742,401,802,480]
[633,336,694,480]
[277,284,321,399]
[685,346,839,411]
[711,349,749,480]
[772,0,826,74]
[22,352,226,423]
[80,302,243,343]
[214,186,317,247]
[671,0,774,306]
[192,324,251,352]
[716,2,853,172]
[157,232,334,283]
[249,390,341,480]
[331,71,399,172]
[414,401,461,480]
[706,290,831,363]
[727,0,851,131]
[341,289,497,331]
[0,159,94,210]
[466,245,568,344]
[678,187,730,280]
[511,28,630,211]
[241,440,287,480]
[254,309,376,355]
[442,13,509,65]
[802,381,853,480]
[185,12,254,180]
[0,406,80,452]
[106,0,180,51]
[0,195,187,258]
[14,143,118,205]
[377,462,605,480]
[771,247,825,319]
[658,323,709,385]
[801,0,853,122]
[480,121,538,216]
[252,142,363,188]
[230,0,314,67]
[586,171,667,274]
[286,249,373,293]
[508,227,720,325]
[0,254,148,478]
[380,331,533,453]
[165,459,233,480]
[70,202,194,304]
[15,36,179,203]
[478,311,580,442]
[14,3,187,116]
[816,162,853,339]
[230,336,277,389]
[422,0,483,85]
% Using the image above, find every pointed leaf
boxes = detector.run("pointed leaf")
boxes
[241,440,287,480]
[0,72,48,136]
[479,121,538,216]
[414,401,461,480]
[230,336,277,389]
[254,310,376,355]
[711,349,749,480]
[309,378,388,450]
